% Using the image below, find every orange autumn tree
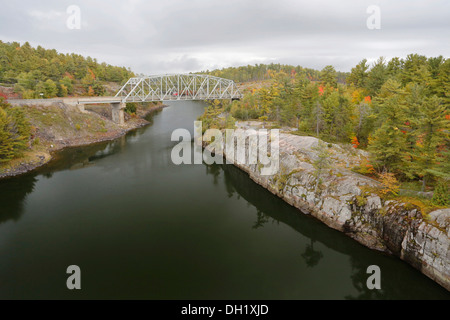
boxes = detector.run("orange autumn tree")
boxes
[87,86,95,96]
[351,136,360,148]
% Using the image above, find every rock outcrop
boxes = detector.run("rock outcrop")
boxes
[202,122,450,291]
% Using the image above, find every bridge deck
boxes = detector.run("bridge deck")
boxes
[8,95,240,106]
[7,97,123,106]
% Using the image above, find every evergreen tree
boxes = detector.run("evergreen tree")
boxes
[367,57,387,96]
[369,80,408,173]
[312,140,331,193]
[0,107,15,162]
[348,59,369,88]
[433,59,450,108]
[412,96,449,190]
[432,180,449,206]
[320,90,340,137]
[386,57,403,79]
[320,65,337,87]
[401,54,431,87]
[0,98,31,162]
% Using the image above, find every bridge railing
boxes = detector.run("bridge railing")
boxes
[115,74,242,103]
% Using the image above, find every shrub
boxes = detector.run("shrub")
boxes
[352,158,375,176]
[351,136,360,148]
[432,180,449,206]
[378,171,400,197]
[355,195,367,207]
[125,103,137,114]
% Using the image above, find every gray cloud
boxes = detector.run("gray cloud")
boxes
[0,0,449,74]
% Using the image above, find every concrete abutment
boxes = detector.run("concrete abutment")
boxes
[111,102,126,125]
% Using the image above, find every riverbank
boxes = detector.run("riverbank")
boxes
[0,101,166,179]
[201,121,450,291]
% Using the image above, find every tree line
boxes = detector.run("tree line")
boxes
[203,54,449,203]
[0,41,134,98]
[201,63,348,84]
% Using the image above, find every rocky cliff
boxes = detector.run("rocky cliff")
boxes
[202,121,450,291]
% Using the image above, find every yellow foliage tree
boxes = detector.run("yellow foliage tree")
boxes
[378,172,400,196]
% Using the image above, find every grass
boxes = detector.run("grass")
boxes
[400,181,425,192]
[361,183,445,215]
[25,104,115,135]
[392,195,447,215]
[27,105,67,127]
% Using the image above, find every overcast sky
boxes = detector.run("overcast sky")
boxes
[0,0,449,74]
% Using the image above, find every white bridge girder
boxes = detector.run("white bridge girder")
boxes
[115,74,242,103]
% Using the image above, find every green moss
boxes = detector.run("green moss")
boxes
[272,168,302,195]
[355,195,367,207]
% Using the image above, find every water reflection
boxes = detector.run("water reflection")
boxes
[346,255,386,300]
[206,163,449,299]
[205,163,221,186]
[301,239,323,268]
[0,110,162,226]
[0,174,36,225]
[252,211,270,229]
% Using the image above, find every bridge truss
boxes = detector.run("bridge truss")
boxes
[115,74,242,102]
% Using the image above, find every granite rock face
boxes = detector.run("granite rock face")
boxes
[202,126,449,291]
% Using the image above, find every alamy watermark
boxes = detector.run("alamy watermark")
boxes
[366,5,381,30]
[66,5,81,30]
[171,121,280,175]
[366,265,381,289]
[66,265,81,290]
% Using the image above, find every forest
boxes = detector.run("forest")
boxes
[0,41,134,98]
[201,55,449,205]
[0,41,134,164]
[202,63,348,84]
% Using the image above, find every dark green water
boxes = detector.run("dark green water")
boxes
[0,102,448,299]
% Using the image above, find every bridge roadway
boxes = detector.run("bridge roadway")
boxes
[8,96,126,124]
[6,74,242,125]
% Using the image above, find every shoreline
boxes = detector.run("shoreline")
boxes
[200,122,450,291]
[0,103,167,180]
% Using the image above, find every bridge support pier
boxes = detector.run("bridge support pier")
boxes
[77,103,87,113]
[111,102,126,125]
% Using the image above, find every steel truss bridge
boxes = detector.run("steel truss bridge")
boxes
[115,74,242,102]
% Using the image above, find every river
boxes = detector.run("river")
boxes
[0,101,448,299]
